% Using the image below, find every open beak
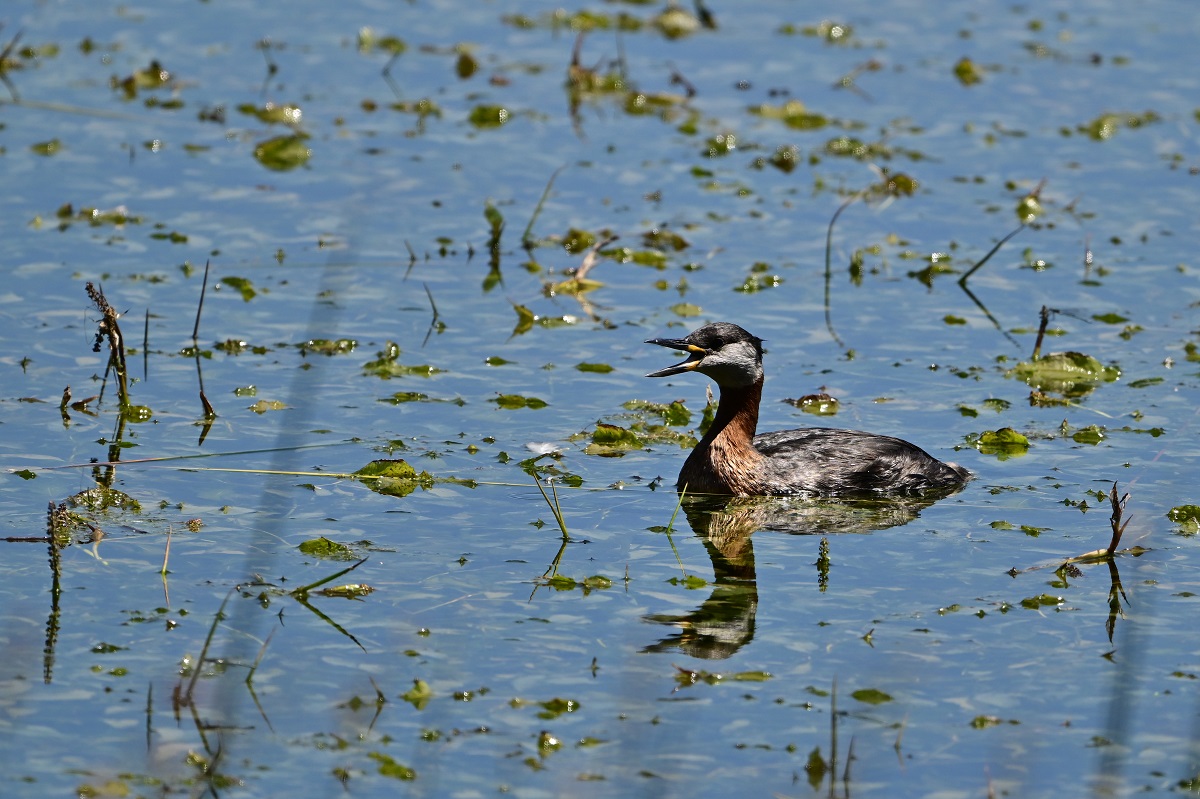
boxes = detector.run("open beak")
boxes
[645,337,707,378]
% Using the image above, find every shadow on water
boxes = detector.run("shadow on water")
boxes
[643,489,962,660]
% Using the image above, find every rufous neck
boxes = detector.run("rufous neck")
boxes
[701,378,762,447]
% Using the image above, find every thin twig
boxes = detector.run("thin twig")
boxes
[1107,481,1131,554]
[829,677,839,799]
[532,475,570,541]
[822,194,860,349]
[522,165,566,249]
[661,486,689,576]
[185,589,234,702]
[192,259,210,341]
[957,223,1025,286]
[143,308,149,382]
[161,525,172,576]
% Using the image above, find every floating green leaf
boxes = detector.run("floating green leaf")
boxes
[484,201,504,235]
[353,459,437,498]
[537,697,581,719]
[492,394,548,409]
[113,59,171,98]
[789,20,855,43]
[970,715,1017,729]
[954,56,983,86]
[850,688,893,705]
[69,487,141,513]
[768,144,799,172]
[546,276,604,296]
[968,427,1030,459]
[355,459,418,479]
[1008,351,1119,397]
[380,391,463,406]
[219,276,258,302]
[681,574,708,589]
[253,134,311,171]
[751,100,829,130]
[357,28,406,55]
[30,139,62,156]
[561,228,597,254]
[363,342,444,379]
[575,362,614,373]
[1020,594,1063,609]
[653,5,700,38]
[238,102,303,126]
[1078,110,1160,141]
[1168,505,1200,536]
[510,303,577,336]
[670,302,703,317]
[298,537,357,561]
[401,678,433,709]
[248,399,287,414]
[122,404,154,423]
[784,393,839,416]
[368,753,416,781]
[585,422,643,456]
[300,338,356,355]
[624,91,686,116]
[701,133,736,157]
[1016,192,1043,223]
[455,49,478,79]
[804,747,828,790]
[317,584,373,598]
[469,105,509,128]
[642,228,689,252]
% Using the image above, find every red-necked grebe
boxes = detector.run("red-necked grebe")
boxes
[645,321,971,497]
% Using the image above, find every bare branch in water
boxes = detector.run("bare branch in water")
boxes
[1107,482,1131,554]
[86,282,129,406]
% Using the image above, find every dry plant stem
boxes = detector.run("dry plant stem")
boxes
[142,308,149,382]
[193,260,217,420]
[1031,305,1054,361]
[192,259,210,341]
[246,628,275,685]
[1107,481,1130,554]
[829,677,839,799]
[957,222,1026,286]
[573,234,619,283]
[290,557,368,599]
[822,193,860,349]
[532,475,570,541]
[661,485,689,577]
[1055,481,1132,566]
[421,282,441,347]
[522,165,565,248]
[86,282,129,406]
[185,589,234,702]
[0,29,23,103]
[161,525,172,575]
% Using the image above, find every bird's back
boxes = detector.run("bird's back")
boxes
[752,426,970,496]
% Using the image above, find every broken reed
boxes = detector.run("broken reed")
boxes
[86,282,130,407]
[1107,481,1130,554]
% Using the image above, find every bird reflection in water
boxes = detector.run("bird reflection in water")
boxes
[642,488,960,660]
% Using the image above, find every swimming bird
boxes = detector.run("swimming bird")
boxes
[645,322,970,497]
